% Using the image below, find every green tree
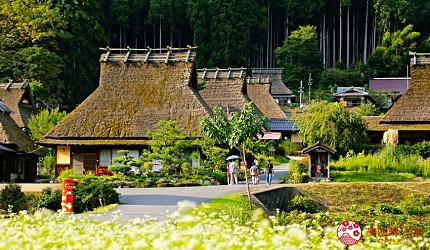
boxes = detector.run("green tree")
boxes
[367,24,420,77]
[275,25,323,94]
[28,108,67,141]
[140,120,195,175]
[350,103,381,117]
[291,101,370,156]
[28,107,66,176]
[201,102,269,206]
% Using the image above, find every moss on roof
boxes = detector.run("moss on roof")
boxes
[40,60,211,145]
[247,81,287,119]
[0,113,39,153]
[380,64,430,123]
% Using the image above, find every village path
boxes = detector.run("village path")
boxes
[89,162,290,222]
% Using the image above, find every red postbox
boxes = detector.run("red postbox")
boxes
[61,178,74,213]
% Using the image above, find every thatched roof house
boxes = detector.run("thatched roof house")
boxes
[364,52,430,143]
[246,77,287,119]
[0,102,39,182]
[38,47,212,175]
[0,79,37,130]
[41,47,211,146]
[252,68,295,105]
[197,68,259,115]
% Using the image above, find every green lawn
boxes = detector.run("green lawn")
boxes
[330,171,418,182]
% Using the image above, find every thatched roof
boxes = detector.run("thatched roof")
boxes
[0,79,37,128]
[197,68,259,114]
[363,116,430,131]
[251,68,293,96]
[39,47,212,146]
[246,77,287,119]
[302,141,336,154]
[0,112,39,153]
[380,64,430,123]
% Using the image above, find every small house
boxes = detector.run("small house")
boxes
[335,86,375,110]
[302,141,336,181]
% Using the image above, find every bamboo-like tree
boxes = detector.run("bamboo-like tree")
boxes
[201,102,269,207]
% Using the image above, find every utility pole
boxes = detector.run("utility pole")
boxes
[308,73,313,104]
[299,80,304,111]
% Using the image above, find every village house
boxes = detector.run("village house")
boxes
[38,47,212,175]
[0,80,40,182]
[334,86,375,110]
[364,52,430,143]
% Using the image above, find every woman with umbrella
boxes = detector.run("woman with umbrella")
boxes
[226,155,240,185]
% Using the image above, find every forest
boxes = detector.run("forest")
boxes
[0,0,429,109]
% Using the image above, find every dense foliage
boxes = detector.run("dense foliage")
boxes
[332,144,430,178]
[2,0,429,107]
[291,101,370,156]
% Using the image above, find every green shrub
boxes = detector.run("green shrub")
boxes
[57,169,83,183]
[108,165,131,175]
[279,140,300,155]
[208,171,228,185]
[33,187,62,211]
[0,184,26,213]
[411,141,430,159]
[399,195,430,215]
[73,183,120,213]
[288,195,318,213]
[377,203,402,214]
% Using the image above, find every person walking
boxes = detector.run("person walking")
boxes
[226,161,231,185]
[250,163,259,185]
[229,160,238,185]
[265,160,274,185]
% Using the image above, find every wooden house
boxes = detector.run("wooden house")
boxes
[38,47,212,175]
[335,86,375,110]
[197,68,257,115]
[251,68,295,105]
[302,141,336,181]
[0,79,37,132]
[0,100,39,182]
[364,52,430,143]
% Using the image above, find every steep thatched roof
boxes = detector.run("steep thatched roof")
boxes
[39,47,212,146]
[251,68,293,96]
[0,79,36,128]
[0,112,39,153]
[380,64,430,123]
[364,116,430,131]
[246,77,287,119]
[197,68,260,114]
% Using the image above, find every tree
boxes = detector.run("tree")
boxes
[28,108,67,141]
[275,25,323,94]
[201,102,269,206]
[28,107,67,176]
[140,120,196,175]
[291,101,370,156]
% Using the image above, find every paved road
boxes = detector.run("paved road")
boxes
[97,163,290,221]
[8,162,291,221]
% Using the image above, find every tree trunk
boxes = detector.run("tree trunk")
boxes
[339,1,342,63]
[346,5,350,68]
[242,146,252,209]
[352,11,355,64]
[363,0,369,63]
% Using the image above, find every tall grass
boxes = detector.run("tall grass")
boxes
[332,144,430,178]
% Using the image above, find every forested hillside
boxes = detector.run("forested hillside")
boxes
[1,0,429,108]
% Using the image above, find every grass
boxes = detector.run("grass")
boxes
[298,182,430,212]
[84,203,118,214]
[330,171,418,182]
[190,193,256,224]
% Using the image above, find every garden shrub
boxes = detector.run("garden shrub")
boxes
[208,171,227,185]
[411,141,430,159]
[288,195,319,213]
[279,140,300,155]
[57,169,83,183]
[73,183,120,213]
[399,195,430,215]
[32,187,61,211]
[377,203,402,214]
[0,184,27,213]
[108,165,131,175]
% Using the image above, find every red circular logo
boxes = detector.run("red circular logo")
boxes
[337,220,362,246]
